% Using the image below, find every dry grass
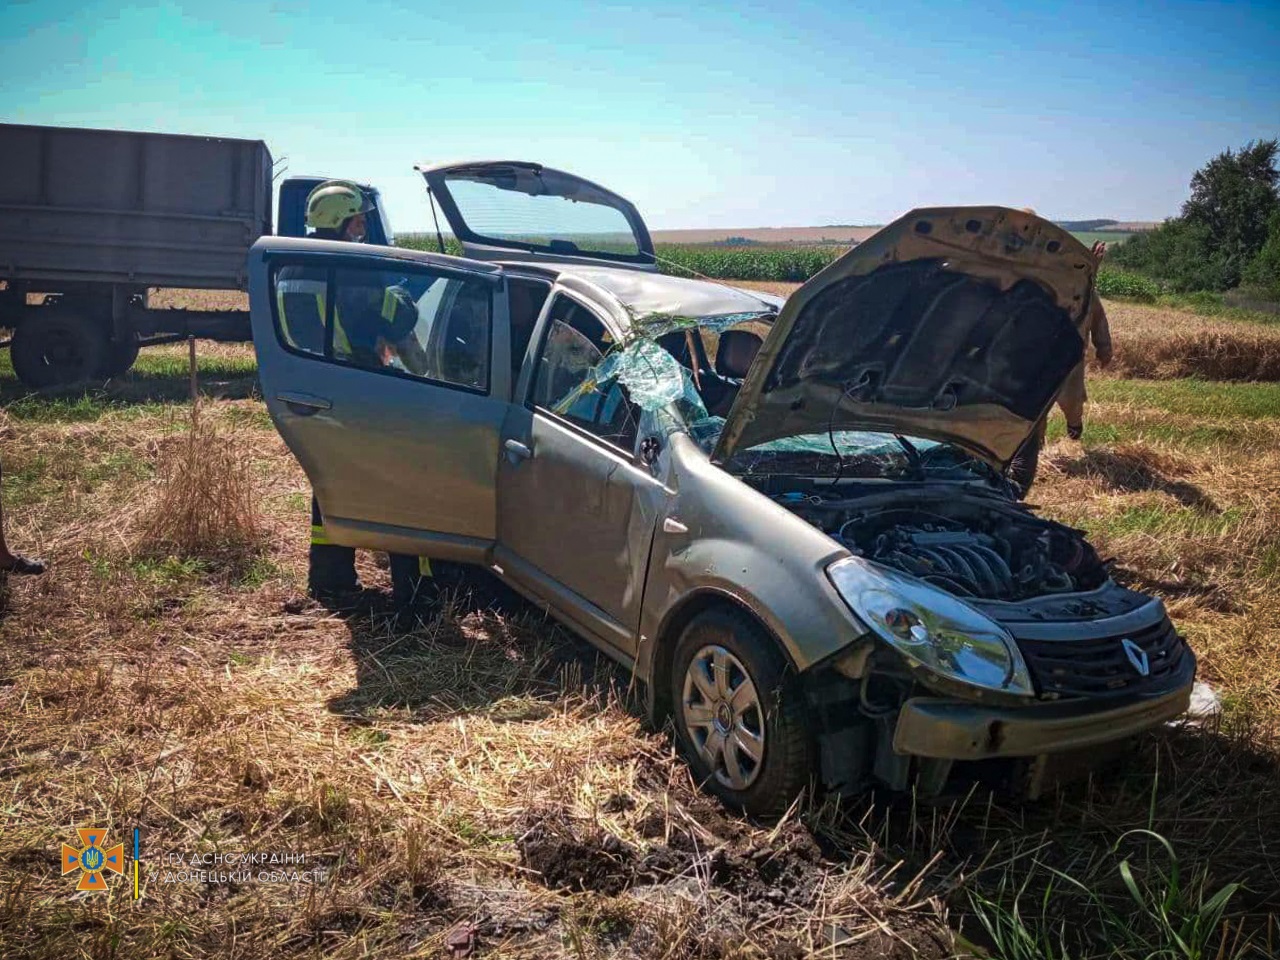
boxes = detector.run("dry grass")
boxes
[1096,301,1280,381]
[1,328,1278,957]
[146,288,249,311]
[131,395,263,565]
[0,351,956,958]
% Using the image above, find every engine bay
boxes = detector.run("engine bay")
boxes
[774,486,1109,601]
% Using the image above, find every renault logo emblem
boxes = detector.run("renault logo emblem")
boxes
[1121,638,1150,677]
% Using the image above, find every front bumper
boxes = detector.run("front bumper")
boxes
[892,682,1194,760]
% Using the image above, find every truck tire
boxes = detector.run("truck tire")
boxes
[11,308,110,388]
[100,331,141,379]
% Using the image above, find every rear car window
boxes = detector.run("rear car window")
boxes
[271,260,493,393]
[442,169,642,259]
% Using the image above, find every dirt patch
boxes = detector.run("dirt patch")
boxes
[147,287,248,311]
[513,808,952,958]
[518,817,638,896]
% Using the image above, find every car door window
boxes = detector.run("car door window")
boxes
[275,264,329,356]
[270,260,493,393]
[530,297,639,451]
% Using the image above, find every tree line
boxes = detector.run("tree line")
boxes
[1111,139,1280,298]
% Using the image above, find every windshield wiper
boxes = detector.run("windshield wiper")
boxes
[894,434,926,480]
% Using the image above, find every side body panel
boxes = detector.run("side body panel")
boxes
[496,405,667,656]
[495,287,666,657]
[637,432,868,681]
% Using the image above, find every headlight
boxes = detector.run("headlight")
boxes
[827,556,1034,697]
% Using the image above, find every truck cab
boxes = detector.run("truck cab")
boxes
[276,177,394,246]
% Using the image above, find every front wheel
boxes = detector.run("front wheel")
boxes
[670,607,815,817]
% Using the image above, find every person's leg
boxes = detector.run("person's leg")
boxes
[308,495,358,596]
[0,455,45,575]
[389,554,439,611]
[1057,362,1087,441]
[1008,416,1047,498]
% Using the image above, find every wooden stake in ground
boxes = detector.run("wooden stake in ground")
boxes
[188,336,198,418]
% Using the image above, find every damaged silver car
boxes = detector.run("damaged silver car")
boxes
[248,162,1196,816]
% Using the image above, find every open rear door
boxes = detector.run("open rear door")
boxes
[247,235,512,561]
[418,161,657,270]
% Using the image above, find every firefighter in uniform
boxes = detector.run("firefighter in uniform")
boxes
[288,180,437,609]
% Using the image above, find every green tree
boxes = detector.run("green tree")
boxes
[1243,208,1280,298]
[1111,139,1278,292]
[1181,139,1279,286]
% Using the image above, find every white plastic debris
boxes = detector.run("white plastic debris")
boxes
[1172,681,1222,726]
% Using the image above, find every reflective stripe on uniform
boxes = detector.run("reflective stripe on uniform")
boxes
[310,523,330,546]
[382,286,403,323]
[418,556,433,578]
[277,277,352,353]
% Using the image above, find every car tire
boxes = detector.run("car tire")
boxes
[11,308,110,388]
[670,606,815,817]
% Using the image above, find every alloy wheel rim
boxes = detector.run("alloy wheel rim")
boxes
[681,644,764,790]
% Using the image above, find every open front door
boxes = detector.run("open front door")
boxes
[247,236,512,561]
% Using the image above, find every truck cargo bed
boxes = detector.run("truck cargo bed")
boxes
[0,123,273,291]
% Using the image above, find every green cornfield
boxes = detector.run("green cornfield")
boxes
[653,245,843,282]
[395,233,845,282]
[396,232,1133,285]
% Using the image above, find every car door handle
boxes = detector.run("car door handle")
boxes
[276,392,332,416]
[503,438,533,463]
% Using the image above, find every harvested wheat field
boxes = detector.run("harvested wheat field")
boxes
[735,283,1280,381]
[1,299,1278,957]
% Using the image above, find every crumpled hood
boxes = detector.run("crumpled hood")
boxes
[711,207,1097,469]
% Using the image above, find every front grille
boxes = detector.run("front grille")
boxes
[1017,617,1192,699]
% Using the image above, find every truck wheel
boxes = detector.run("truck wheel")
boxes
[100,331,141,379]
[670,607,815,817]
[10,308,110,388]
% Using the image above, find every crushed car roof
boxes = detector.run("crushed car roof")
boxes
[521,261,783,327]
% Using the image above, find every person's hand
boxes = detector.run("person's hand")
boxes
[1096,346,1113,368]
[376,336,397,367]
[1091,240,1107,263]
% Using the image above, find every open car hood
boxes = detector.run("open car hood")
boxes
[712,207,1096,470]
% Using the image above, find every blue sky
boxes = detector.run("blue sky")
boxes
[2,1,1277,231]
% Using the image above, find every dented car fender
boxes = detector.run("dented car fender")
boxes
[637,433,867,690]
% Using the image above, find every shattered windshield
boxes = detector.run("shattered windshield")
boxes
[549,305,999,486]
[706,425,1001,483]
[554,309,775,441]
[695,418,997,482]
[551,305,992,486]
